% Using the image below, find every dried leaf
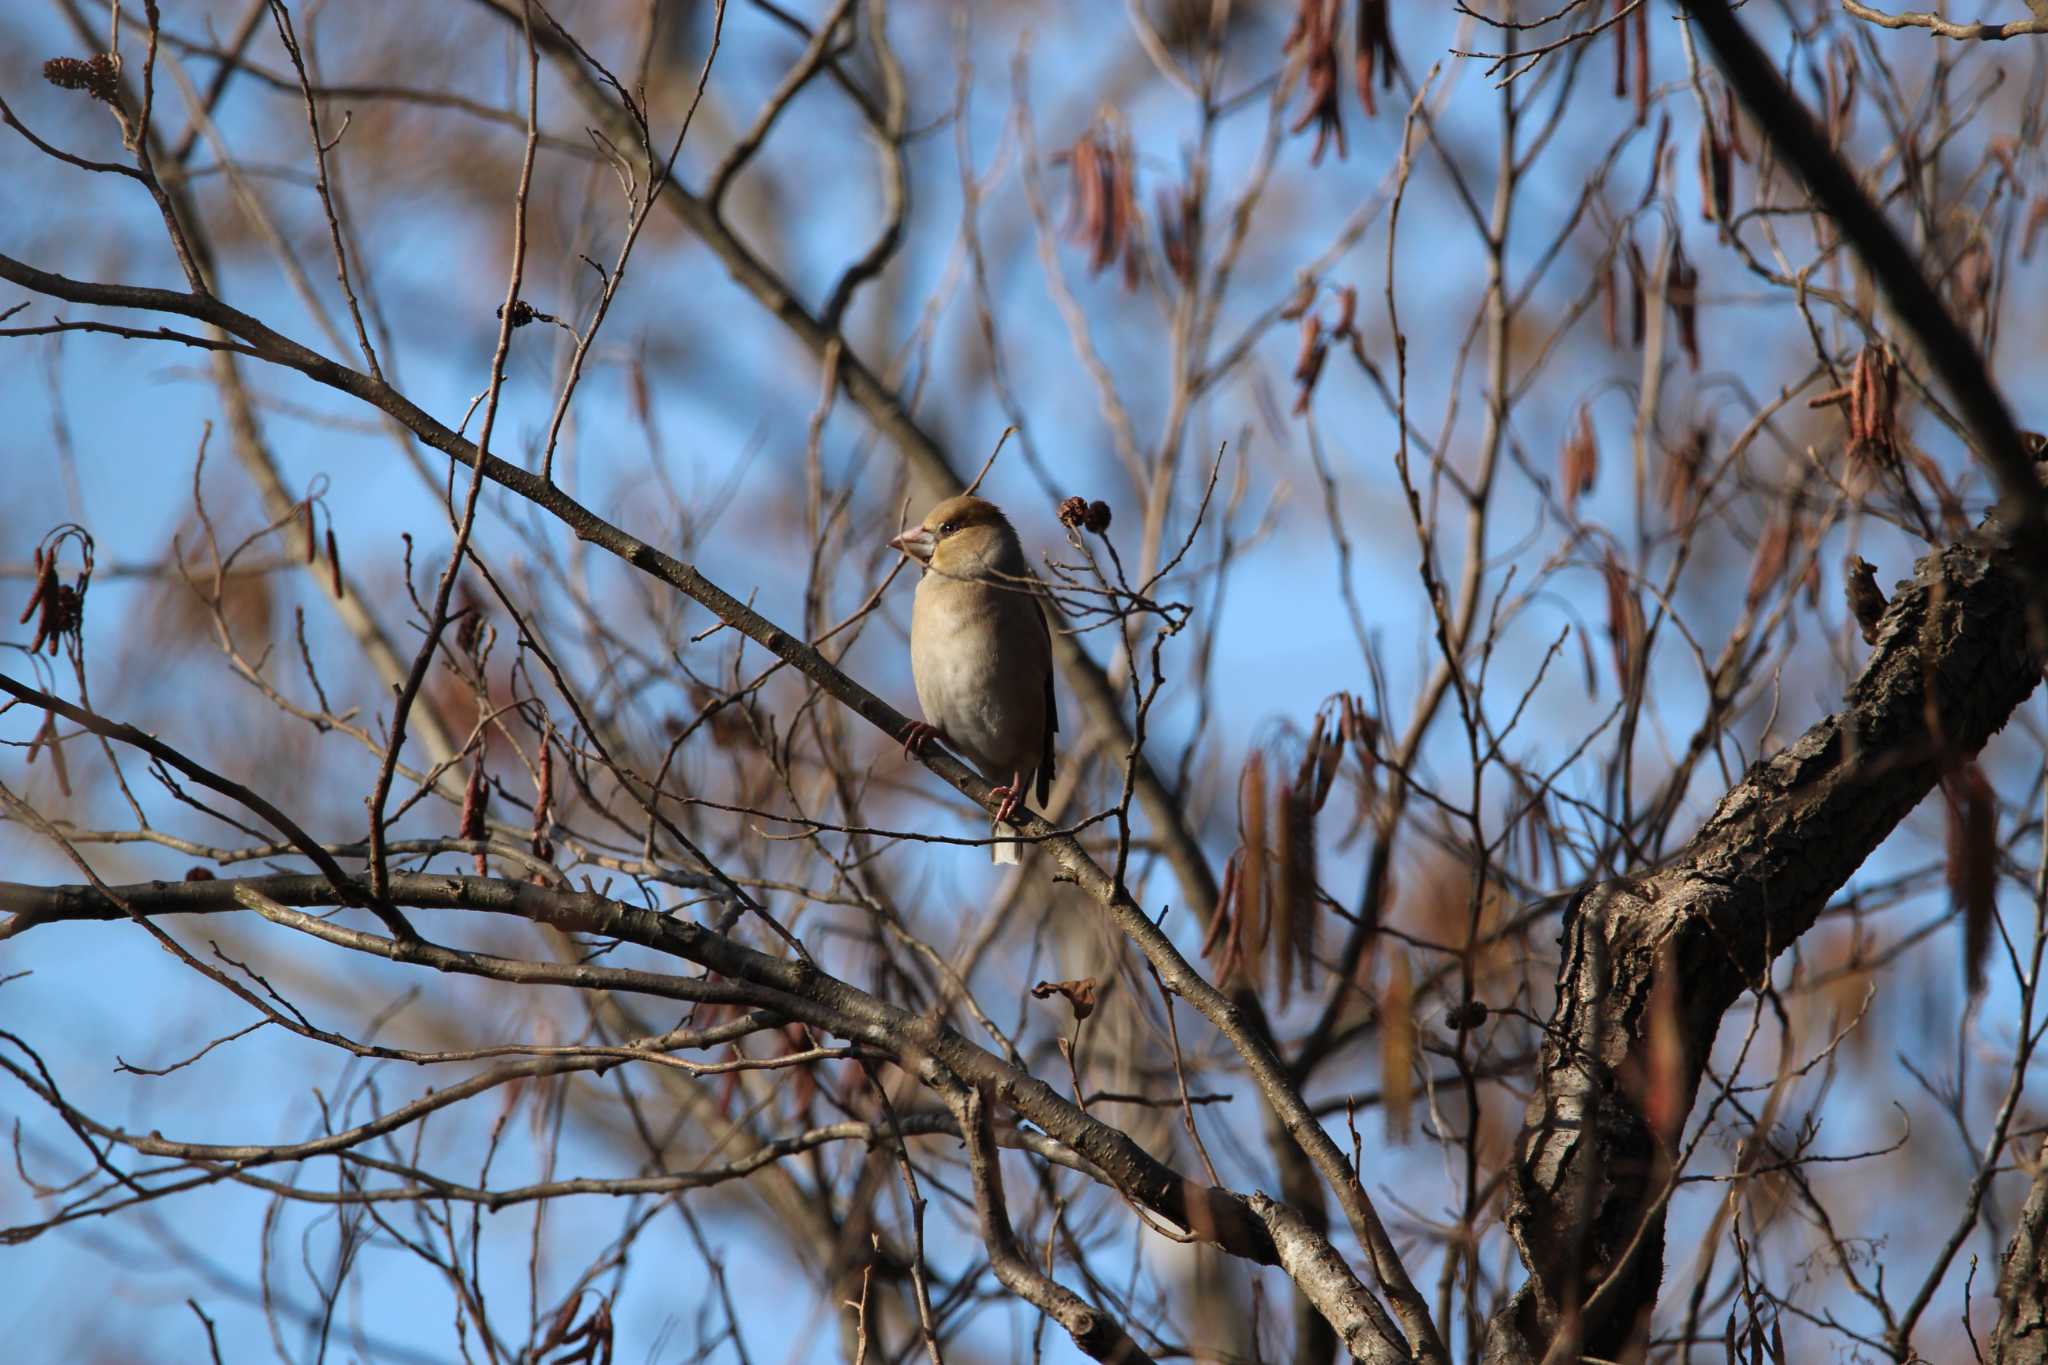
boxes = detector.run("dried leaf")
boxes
[1031,977,1099,1021]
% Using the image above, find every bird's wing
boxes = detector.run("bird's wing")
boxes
[1036,595,1056,805]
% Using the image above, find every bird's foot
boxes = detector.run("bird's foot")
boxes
[990,777,1023,826]
[901,720,941,761]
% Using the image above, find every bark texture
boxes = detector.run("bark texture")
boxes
[1486,522,2046,1362]
[1995,1141,2048,1365]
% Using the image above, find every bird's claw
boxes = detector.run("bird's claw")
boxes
[989,782,1021,826]
[901,721,940,761]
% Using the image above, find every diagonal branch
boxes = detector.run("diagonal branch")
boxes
[458,0,1224,924]
[1486,514,2047,1362]
[0,239,1454,1355]
[0,868,1279,1268]
[0,673,414,940]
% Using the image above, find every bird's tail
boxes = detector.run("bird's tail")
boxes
[991,818,1021,865]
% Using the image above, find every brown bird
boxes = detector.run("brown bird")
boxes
[889,495,1057,864]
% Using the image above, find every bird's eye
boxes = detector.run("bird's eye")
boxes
[940,521,956,535]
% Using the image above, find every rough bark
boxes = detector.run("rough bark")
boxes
[1485,521,2047,1362]
[1995,1140,2048,1365]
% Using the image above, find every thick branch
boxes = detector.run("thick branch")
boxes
[1488,521,2046,1361]
[1995,1138,2048,1365]
[953,1084,1157,1364]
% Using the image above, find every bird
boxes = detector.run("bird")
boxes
[889,495,1057,864]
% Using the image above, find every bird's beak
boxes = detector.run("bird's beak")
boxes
[889,527,936,563]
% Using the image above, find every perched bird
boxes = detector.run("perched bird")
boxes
[889,495,1057,864]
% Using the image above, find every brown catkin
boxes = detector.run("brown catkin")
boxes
[1238,751,1269,978]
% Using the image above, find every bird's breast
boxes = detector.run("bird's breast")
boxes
[909,577,1045,778]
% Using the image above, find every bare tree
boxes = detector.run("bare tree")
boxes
[3,2,2046,1362]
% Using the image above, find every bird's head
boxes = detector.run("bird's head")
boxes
[888,495,1018,577]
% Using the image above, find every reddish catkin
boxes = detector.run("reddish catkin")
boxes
[1238,751,1269,976]
[461,760,489,875]
[326,527,343,599]
[1354,0,1395,119]
[1627,239,1648,347]
[1600,256,1619,348]
[1562,404,1599,514]
[1601,549,1644,688]
[1632,0,1649,125]
[1641,960,1687,1143]
[1292,313,1328,415]
[531,739,555,868]
[1201,848,1243,981]
[1667,237,1699,368]
[1285,0,1346,164]
[18,547,49,627]
[1276,769,1319,1008]
[27,712,70,798]
[2023,196,2048,263]
[1744,514,1791,609]
[1341,692,1379,802]
[1943,764,1997,997]
[1273,777,1300,1006]
[1613,0,1628,99]
[1722,84,1749,162]
[1699,126,1732,225]
[1158,183,1197,286]
[1380,951,1414,1143]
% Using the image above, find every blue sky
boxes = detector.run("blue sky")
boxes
[4,2,2047,1360]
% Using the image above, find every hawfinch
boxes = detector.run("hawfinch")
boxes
[889,496,1058,864]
